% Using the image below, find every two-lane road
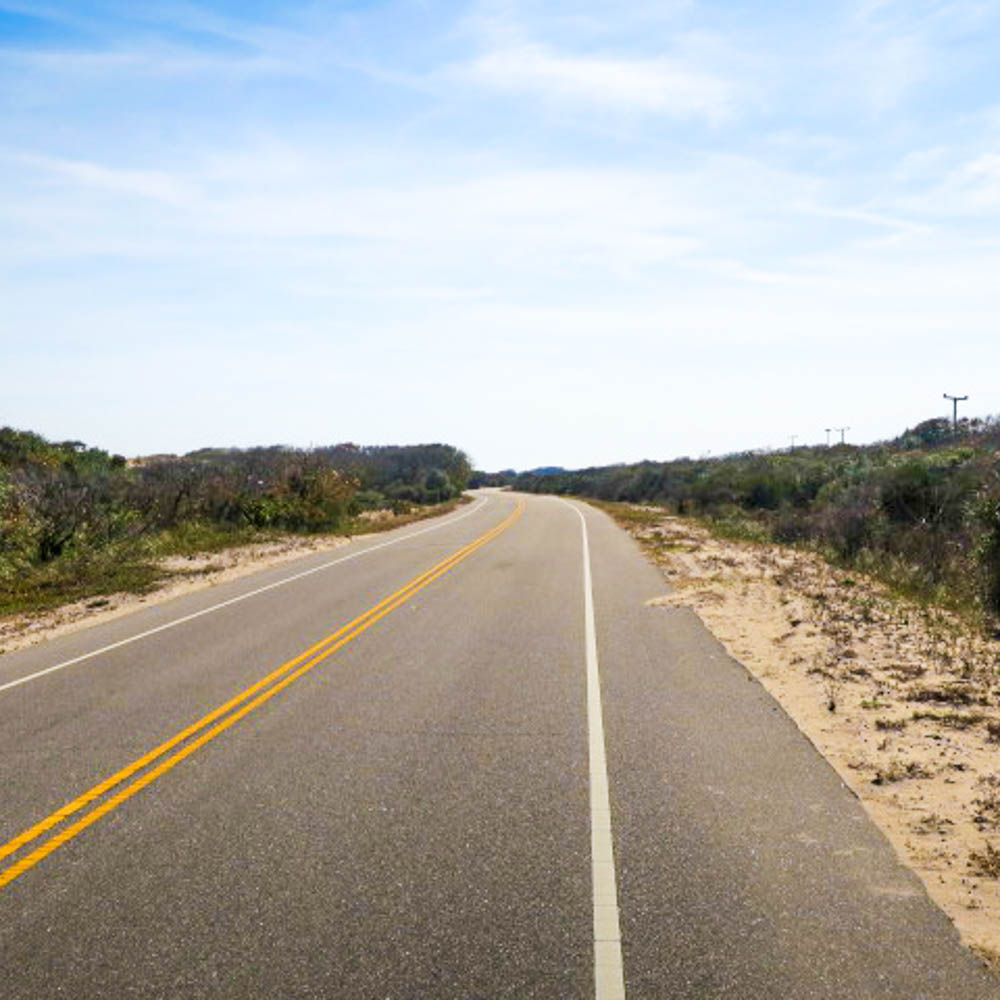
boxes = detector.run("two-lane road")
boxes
[0,492,995,998]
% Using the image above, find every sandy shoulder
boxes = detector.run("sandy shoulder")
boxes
[612,505,1000,971]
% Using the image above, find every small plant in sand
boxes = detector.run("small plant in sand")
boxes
[906,682,988,706]
[911,710,987,730]
[823,677,841,713]
[875,717,907,731]
[855,597,877,623]
[973,781,1000,829]
[889,662,926,681]
[912,813,954,836]
[872,759,933,785]
[969,841,1000,879]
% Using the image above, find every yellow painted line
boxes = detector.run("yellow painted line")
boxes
[0,497,490,697]
[0,502,517,869]
[0,500,523,891]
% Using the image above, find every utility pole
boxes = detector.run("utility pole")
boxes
[790,435,798,451]
[943,393,968,431]
[824,428,832,447]
[833,426,849,445]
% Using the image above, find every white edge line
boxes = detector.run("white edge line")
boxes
[0,496,491,696]
[558,497,627,1000]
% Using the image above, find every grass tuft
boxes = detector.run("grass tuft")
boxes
[969,841,1000,878]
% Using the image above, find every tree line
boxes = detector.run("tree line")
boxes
[509,417,1000,619]
[0,428,470,613]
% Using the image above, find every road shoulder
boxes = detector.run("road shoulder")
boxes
[598,500,1000,975]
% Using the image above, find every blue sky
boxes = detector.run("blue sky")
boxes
[2,0,999,469]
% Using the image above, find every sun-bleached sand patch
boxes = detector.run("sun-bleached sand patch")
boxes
[610,505,1000,970]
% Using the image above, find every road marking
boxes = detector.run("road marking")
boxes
[0,500,523,891]
[0,496,490,696]
[560,499,627,1000]
[0,503,510,867]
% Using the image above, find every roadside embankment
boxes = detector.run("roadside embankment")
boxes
[599,501,1000,971]
[0,499,467,656]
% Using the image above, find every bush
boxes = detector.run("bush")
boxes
[972,486,1000,615]
[510,415,1000,622]
[351,490,388,512]
[0,428,473,613]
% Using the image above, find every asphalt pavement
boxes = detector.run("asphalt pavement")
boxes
[0,491,996,998]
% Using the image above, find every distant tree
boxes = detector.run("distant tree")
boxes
[424,468,453,502]
[899,418,953,449]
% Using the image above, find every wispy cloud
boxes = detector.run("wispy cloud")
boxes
[3,0,1000,464]
[834,0,1000,113]
[17,151,195,205]
[457,42,732,118]
[916,152,1000,214]
[2,45,290,79]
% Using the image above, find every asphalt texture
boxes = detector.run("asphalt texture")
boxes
[0,491,996,998]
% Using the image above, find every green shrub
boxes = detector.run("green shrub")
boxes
[972,485,1000,615]
[512,417,1000,623]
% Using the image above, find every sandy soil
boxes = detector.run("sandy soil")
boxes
[0,534,351,657]
[610,505,1000,970]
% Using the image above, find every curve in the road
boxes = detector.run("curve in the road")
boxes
[0,496,491,697]
[0,500,523,893]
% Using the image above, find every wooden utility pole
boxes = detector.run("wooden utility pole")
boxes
[943,393,968,431]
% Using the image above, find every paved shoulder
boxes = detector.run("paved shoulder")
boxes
[576,498,998,999]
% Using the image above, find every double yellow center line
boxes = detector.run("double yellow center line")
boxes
[0,500,524,892]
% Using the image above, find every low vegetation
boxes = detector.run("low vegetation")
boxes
[509,415,1000,625]
[0,428,470,615]
[969,842,1000,879]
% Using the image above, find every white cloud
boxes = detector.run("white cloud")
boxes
[5,144,921,299]
[2,45,292,80]
[929,152,1000,213]
[18,152,195,206]
[886,150,1000,217]
[893,146,951,181]
[832,14,929,114]
[4,0,1000,465]
[947,153,1000,208]
[3,146,713,266]
[458,43,732,118]
[835,0,1000,114]
[862,32,928,112]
